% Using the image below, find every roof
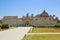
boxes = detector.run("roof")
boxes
[40,10,48,17]
[35,10,49,17]
[2,16,18,20]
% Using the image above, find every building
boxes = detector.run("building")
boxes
[2,16,18,26]
[1,10,60,26]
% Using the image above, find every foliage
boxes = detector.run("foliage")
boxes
[16,24,19,27]
[32,25,36,27]
[32,25,51,28]
[25,21,29,26]
[57,20,60,22]
[54,25,60,28]
[32,25,60,28]
[1,24,9,29]
[0,24,2,27]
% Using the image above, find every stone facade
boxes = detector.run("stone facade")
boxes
[2,16,18,26]
[1,10,59,26]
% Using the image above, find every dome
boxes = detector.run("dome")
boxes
[40,10,48,17]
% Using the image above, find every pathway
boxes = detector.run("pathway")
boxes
[0,27,32,40]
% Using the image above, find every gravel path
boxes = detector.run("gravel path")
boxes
[0,27,32,40]
[27,33,60,35]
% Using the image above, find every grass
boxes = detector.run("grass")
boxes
[9,26,18,29]
[23,27,60,40]
[22,34,60,40]
[29,27,60,33]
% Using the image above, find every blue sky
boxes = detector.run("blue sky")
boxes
[0,0,60,19]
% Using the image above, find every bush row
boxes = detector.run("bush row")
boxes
[32,25,60,28]
[0,24,9,29]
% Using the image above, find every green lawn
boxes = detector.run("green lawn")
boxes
[23,27,60,40]
[22,34,60,40]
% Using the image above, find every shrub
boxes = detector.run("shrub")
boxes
[16,25,19,27]
[1,24,9,29]
[0,24,2,27]
[32,25,37,27]
[54,25,60,28]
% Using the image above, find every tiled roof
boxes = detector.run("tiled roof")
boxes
[3,16,18,20]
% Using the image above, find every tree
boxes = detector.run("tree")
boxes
[25,21,29,26]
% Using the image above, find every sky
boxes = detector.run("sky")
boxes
[0,0,60,19]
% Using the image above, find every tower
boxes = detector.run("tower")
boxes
[26,13,29,18]
[31,13,34,20]
[31,13,33,18]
